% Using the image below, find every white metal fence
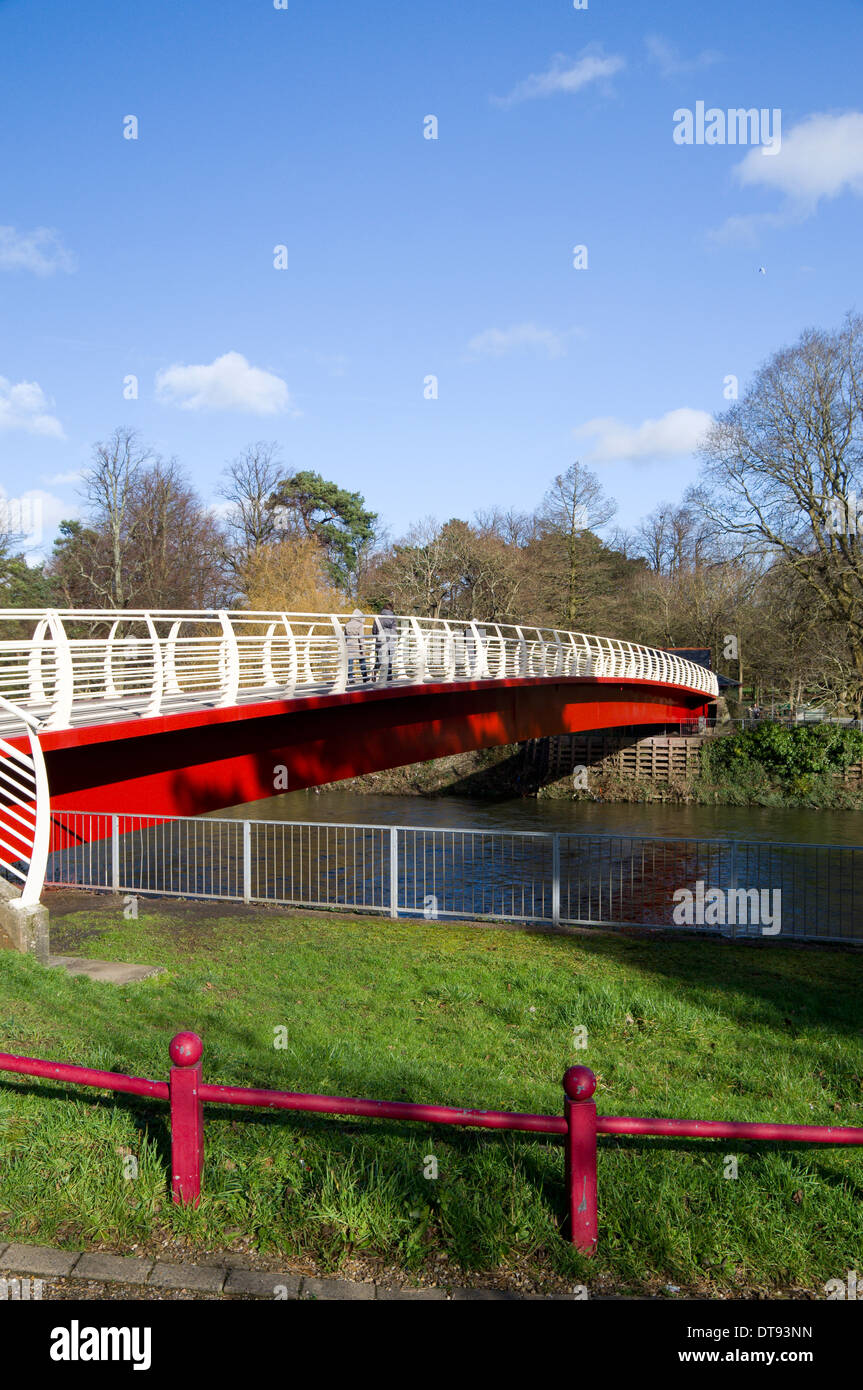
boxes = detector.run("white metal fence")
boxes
[41,811,863,943]
[0,608,718,734]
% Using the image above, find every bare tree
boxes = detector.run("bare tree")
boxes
[363,516,522,621]
[632,501,713,575]
[696,312,863,707]
[81,427,153,607]
[219,442,285,593]
[128,459,227,608]
[474,506,537,550]
[50,432,226,611]
[633,503,675,573]
[537,462,617,627]
[368,518,459,618]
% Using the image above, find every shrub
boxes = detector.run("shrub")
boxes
[702,721,863,786]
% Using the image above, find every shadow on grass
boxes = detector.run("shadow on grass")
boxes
[41,876,863,1045]
[510,925,863,1045]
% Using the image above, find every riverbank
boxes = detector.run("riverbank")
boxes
[314,741,863,810]
[315,744,541,799]
[541,768,863,809]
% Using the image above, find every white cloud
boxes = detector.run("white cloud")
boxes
[42,469,83,486]
[0,486,76,550]
[574,408,713,463]
[645,35,720,77]
[466,323,574,359]
[735,110,863,204]
[713,111,863,242]
[155,351,296,415]
[0,226,76,276]
[493,48,625,106]
[709,209,795,246]
[0,377,64,437]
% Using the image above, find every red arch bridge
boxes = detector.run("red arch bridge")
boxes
[0,608,717,905]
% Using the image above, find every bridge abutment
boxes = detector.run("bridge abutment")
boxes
[0,879,49,963]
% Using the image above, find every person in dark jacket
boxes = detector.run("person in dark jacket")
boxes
[373,605,398,681]
[462,625,475,676]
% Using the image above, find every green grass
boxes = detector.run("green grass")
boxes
[2,903,863,1294]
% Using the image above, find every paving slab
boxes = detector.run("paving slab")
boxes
[149,1262,227,1293]
[452,1287,529,1300]
[74,1253,154,1284]
[48,956,164,985]
[0,1244,80,1277]
[376,1285,450,1300]
[0,1237,550,1300]
[224,1269,302,1298]
[300,1276,375,1300]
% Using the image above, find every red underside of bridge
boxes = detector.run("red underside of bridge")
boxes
[33,675,712,824]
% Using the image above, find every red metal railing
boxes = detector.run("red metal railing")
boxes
[2,1033,863,1253]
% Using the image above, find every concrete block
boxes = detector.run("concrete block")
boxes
[376,1285,449,1300]
[0,880,49,963]
[149,1261,227,1292]
[0,1243,79,1277]
[452,1287,528,1300]
[300,1276,375,1300]
[73,1252,154,1285]
[48,956,164,984]
[224,1269,302,1298]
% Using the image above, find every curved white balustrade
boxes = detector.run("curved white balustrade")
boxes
[0,695,50,906]
[0,608,717,735]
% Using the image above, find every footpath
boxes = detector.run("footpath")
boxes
[0,1240,584,1301]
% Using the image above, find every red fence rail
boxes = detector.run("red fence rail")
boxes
[2,1033,863,1253]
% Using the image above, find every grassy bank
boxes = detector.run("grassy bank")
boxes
[2,901,863,1295]
[541,768,863,809]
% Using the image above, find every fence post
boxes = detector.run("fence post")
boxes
[389,826,399,919]
[552,833,561,927]
[563,1065,597,1253]
[243,820,252,903]
[728,839,737,942]
[111,814,120,893]
[169,1032,204,1206]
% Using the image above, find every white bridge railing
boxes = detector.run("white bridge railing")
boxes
[0,696,50,906]
[0,608,717,734]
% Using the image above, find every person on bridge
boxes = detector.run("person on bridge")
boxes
[463,625,475,676]
[343,609,369,684]
[373,605,398,682]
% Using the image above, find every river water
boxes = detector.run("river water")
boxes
[43,780,863,939]
[198,792,863,942]
[217,790,863,848]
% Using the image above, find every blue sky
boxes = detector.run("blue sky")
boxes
[2,0,862,558]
